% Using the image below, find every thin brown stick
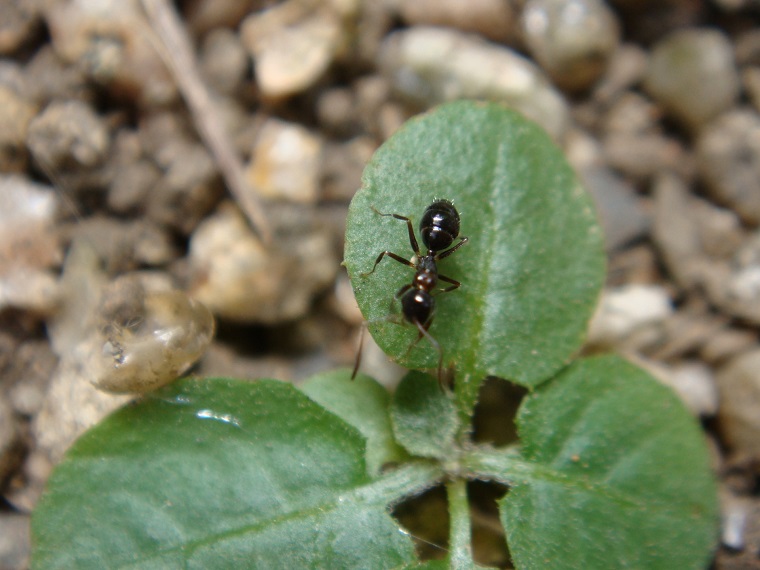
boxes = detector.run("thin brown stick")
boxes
[140,0,272,244]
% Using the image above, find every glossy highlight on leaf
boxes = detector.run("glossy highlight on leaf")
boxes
[31,378,430,569]
[344,101,605,402]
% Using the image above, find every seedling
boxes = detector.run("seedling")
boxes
[31,102,718,569]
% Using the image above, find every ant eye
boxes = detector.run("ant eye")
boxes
[92,291,215,394]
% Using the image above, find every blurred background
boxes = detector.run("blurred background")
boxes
[1,0,759,567]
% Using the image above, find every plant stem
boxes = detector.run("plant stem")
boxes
[447,478,474,569]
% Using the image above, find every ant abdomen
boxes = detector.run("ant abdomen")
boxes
[420,199,461,252]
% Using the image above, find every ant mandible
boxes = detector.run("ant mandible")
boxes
[352,199,468,388]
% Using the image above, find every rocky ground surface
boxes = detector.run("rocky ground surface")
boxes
[1,0,760,568]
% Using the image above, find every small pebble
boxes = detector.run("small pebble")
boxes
[664,362,719,417]
[697,109,760,225]
[578,165,649,251]
[63,216,176,273]
[721,492,748,551]
[717,349,760,459]
[0,0,41,54]
[379,27,569,140]
[397,0,514,42]
[240,2,352,99]
[189,202,338,323]
[91,290,216,394]
[0,175,61,313]
[0,83,37,172]
[587,284,672,348]
[199,27,247,95]
[245,118,323,204]
[184,0,258,34]
[26,99,109,170]
[644,28,739,129]
[593,44,648,103]
[147,141,222,235]
[521,0,621,92]
[45,0,176,106]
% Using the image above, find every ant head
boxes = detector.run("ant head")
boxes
[419,199,460,252]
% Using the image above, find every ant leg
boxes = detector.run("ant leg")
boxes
[395,283,413,300]
[351,314,403,379]
[437,274,461,293]
[351,322,366,380]
[370,205,421,256]
[435,236,469,261]
[412,319,445,390]
[361,251,414,277]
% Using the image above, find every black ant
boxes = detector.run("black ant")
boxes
[352,199,468,388]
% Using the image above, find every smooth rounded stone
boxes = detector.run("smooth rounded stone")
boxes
[697,109,760,225]
[644,28,739,129]
[44,0,176,106]
[578,165,649,251]
[0,83,37,172]
[91,290,215,394]
[379,27,569,141]
[521,0,621,92]
[717,349,760,459]
[199,27,248,95]
[587,284,672,349]
[189,202,338,324]
[240,1,355,99]
[245,118,323,204]
[0,514,30,570]
[397,0,514,42]
[26,99,109,170]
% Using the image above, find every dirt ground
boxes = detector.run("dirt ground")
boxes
[1,0,760,568]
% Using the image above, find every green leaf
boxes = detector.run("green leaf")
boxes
[300,369,409,475]
[390,372,459,458]
[465,355,719,569]
[32,378,443,569]
[344,101,605,416]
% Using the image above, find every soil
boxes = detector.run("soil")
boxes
[1,0,760,568]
